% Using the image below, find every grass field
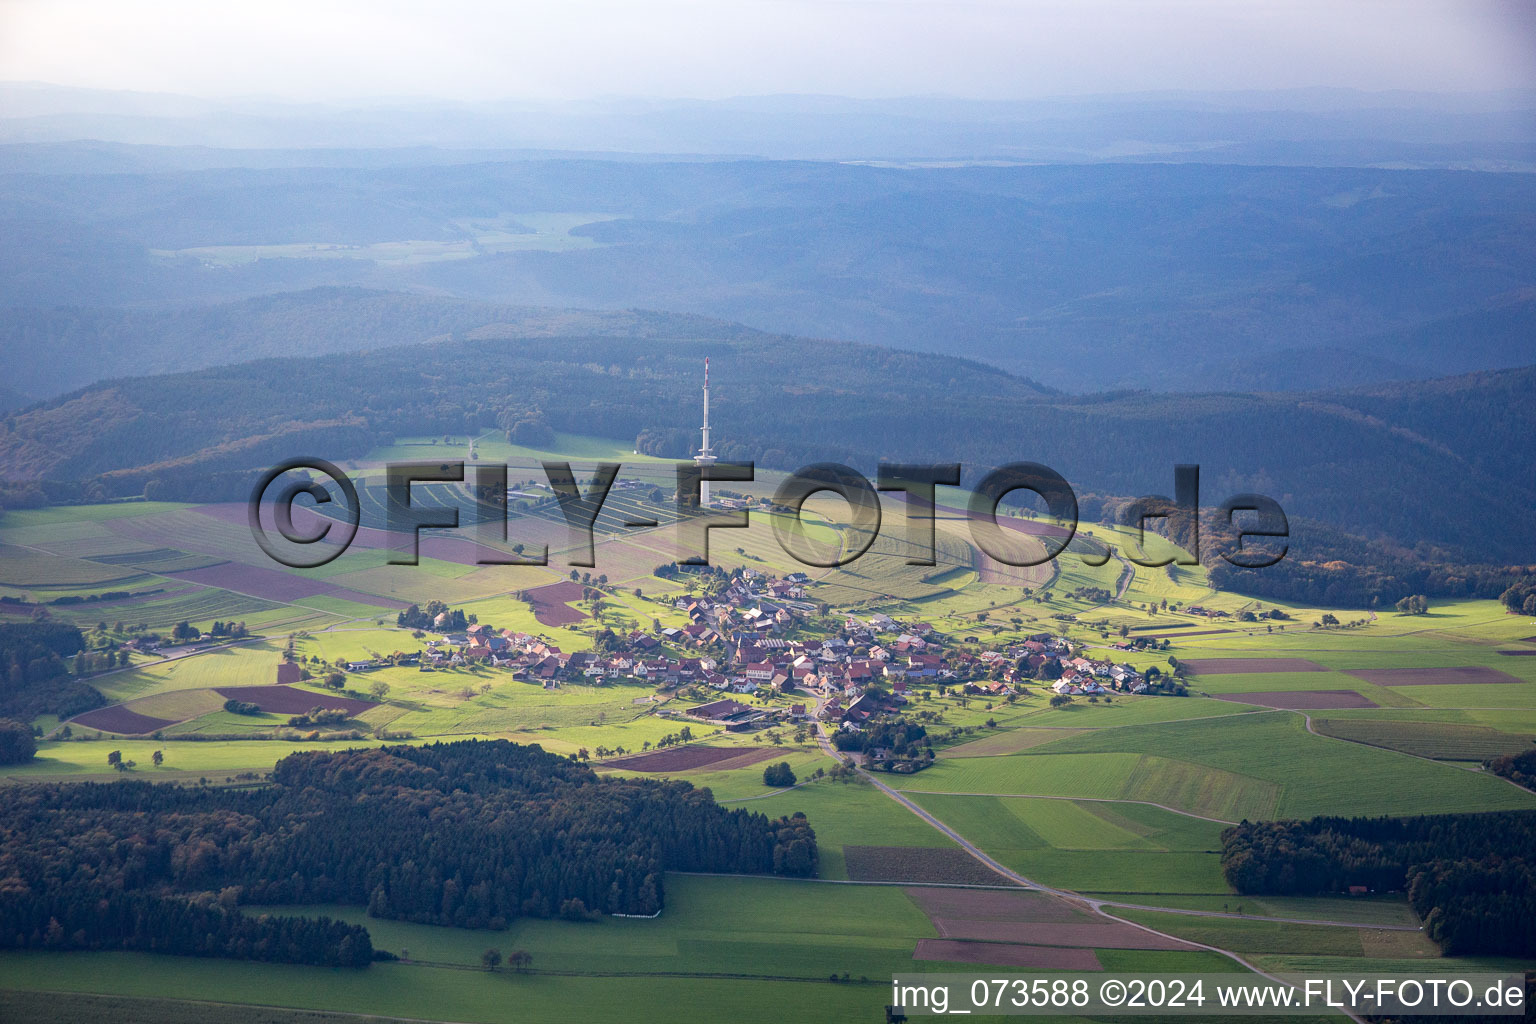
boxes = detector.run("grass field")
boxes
[1311,717,1535,760]
[1023,711,1536,818]
[910,794,1231,894]
[1108,908,1442,958]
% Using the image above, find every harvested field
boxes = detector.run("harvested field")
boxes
[605,745,777,772]
[524,580,588,626]
[844,846,1015,886]
[1182,657,1325,675]
[1344,666,1523,687]
[1214,690,1378,709]
[906,888,1082,923]
[213,685,374,715]
[167,562,405,609]
[914,939,1102,970]
[70,705,178,735]
[906,887,1196,950]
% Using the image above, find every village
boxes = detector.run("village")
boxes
[333,566,1172,760]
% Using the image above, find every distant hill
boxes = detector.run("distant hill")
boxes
[1,159,1533,392]
[0,288,755,402]
[1,312,1531,567]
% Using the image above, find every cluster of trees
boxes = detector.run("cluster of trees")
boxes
[830,718,931,761]
[0,716,37,763]
[653,562,728,582]
[1500,578,1536,616]
[0,740,818,967]
[223,699,262,715]
[287,707,349,727]
[762,762,797,787]
[397,601,468,632]
[0,622,102,721]
[1484,748,1536,790]
[1221,811,1536,955]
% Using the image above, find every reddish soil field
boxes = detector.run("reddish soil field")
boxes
[843,847,1013,886]
[906,888,1078,923]
[914,939,1102,970]
[70,705,178,735]
[1497,650,1536,656]
[605,745,777,772]
[167,561,406,609]
[1345,666,1524,686]
[930,917,1194,950]
[1182,657,1326,675]
[905,887,1195,950]
[524,580,589,626]
[1214,689,1378,709]
[213,685,375,715]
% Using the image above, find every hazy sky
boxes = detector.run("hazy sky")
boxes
[1,0,1533,101]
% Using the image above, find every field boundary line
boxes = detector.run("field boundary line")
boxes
[670,870,1024,890]
[1094,900,1423,931]
[896,789,1239,824]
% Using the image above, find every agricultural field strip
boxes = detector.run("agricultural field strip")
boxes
[1293,709,1536,795]
[1093,902,1422,932]
[900,790,1241,825]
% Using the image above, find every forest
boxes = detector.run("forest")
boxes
[1220,811,1536,955]
[0,622,101,721]
[0,739,818,967]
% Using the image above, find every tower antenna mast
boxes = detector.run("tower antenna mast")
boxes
[694,358,717,507]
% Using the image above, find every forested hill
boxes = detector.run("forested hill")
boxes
[1,316,1533,568]
[3,157,1533,392]
[0,288,781,404]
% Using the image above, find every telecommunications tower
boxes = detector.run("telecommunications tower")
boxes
[694,357,717,507]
